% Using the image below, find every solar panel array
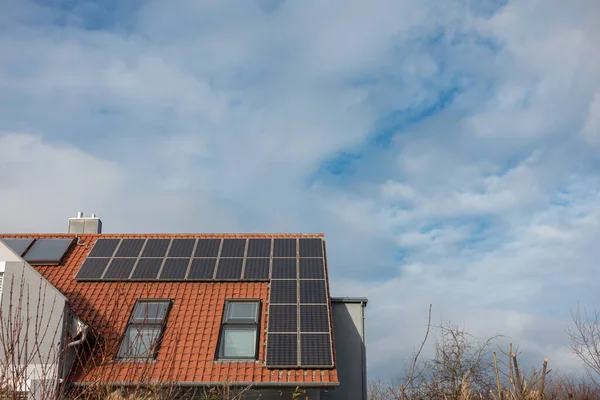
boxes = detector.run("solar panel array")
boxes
[75,237,324,284]
[265,238,334,368]
[75,236,335,368]
[0,237,74,265]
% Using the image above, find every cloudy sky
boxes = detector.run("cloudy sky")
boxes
[2,0,600,381]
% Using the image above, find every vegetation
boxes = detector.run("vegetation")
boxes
[368,305,600,400]
[5,267,600,399]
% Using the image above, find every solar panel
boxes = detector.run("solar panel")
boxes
[266,334,298,367]
[141,239,170,258]
[167,239,196,257]
[114,239,145,258]
[272,258,297,279]
[247,239,271,257]
[88,238,120,257]
[159,258,189,280]
[131,258,163,280]
[268,305,297,333]
[299,258,325,279]
[299,280,327,303]
[270,280,297,304]
[220,239,246,257]
[1,238,35,256]
[103,258,136,280]
[299,238,323,257]
[300,305,330,333]
[187,258,217,280]
[300,334,332,366]
[273,238,296,257]
[24,238,74,265]
[75,258,110,280]
[215,258,243,280]
[194,239,221,257]
[243,258,270,280]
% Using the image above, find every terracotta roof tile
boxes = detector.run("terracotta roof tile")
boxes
[1,233,338,387]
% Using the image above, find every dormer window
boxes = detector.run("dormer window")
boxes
[217,300,260,360]
[116,299,171,360]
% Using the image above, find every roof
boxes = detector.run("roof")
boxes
[0,233,339,388]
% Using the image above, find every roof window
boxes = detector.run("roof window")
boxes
[217,300,260,360]
[116,299,171,360]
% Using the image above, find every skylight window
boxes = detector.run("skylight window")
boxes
[217,300,260,360]
[116,299,171,360]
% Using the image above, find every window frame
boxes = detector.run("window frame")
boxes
[216,299,261,360]
[115,299,172,361]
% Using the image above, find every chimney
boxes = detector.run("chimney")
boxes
[68,212,102,234]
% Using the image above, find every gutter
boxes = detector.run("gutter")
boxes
[69,381,340,389]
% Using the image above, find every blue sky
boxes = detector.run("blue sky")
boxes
[1,0,600,381]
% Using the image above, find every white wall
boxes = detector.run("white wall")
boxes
[0,241,69,399]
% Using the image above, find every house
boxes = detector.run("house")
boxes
[0,214,367,400]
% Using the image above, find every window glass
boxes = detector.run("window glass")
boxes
[227,302,258,322]
[222,327,257,358]
[118,326,161,358]
[132,301,168,323]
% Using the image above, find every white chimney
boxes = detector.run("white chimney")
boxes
[68,213,102,234]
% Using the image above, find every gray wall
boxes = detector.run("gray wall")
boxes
[323,298,368,400]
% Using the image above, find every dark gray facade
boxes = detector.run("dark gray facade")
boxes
[323,298,368,400]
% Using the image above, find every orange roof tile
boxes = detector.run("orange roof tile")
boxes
[1,233,338,387]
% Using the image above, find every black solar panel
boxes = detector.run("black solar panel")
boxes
[215,258,243,280]
[141,239,170,258]
[243,258,270,280]
[300,305,330,333]
[272,258,297,279]
[1,238,35,256]
[103,258,136,280]
[270,280,297,304]
[300,333,332,366]
[24,238,74,265]
[167,239,196,257]
[273,238,296,257]
[114,239,145,258]
[299,280,327,303]
[299,258,325,279]
[75,258,110,280]
[159,258,189,280]
[194,239,221,257]
[88,239,120,258]
[246,239,271,257]
[220,239,246,257]
[266,334,298,367]
[299,238,323,257]
[187,258,217,280]
[131,258,163,280]
[268,305,297,333]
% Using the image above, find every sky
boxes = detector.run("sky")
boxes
[1,0,600,382]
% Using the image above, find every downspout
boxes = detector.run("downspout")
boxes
[66,324,90,348]
[361,301,367,400]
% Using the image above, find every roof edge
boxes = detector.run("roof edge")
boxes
[331,297,368,306]
[0,233,326,237]
[69,381,340,388]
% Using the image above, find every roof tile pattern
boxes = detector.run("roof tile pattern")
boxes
[2,233,338,386]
